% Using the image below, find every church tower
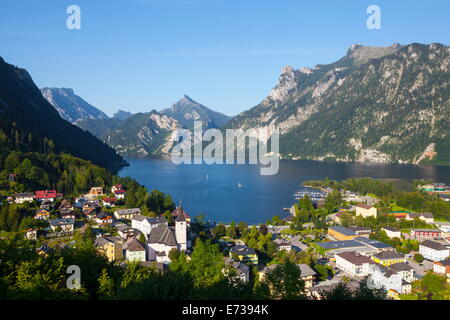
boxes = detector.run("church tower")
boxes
[175,213,187,251]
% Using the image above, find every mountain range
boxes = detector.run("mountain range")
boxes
[225,43,450,165]
[40,87,109,124]
[37,42,450,165]
[0,57,126,172]
[42,91,232,157]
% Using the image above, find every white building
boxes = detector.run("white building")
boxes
[368,264,412,295]
[419,240,450,262]
[50,218,75,233]
[381,227,402,239]
[14,193,34,204]
[145,217,187,264]
[355,204,377,218]
[125,238,146,262]
[114,208,141,220]
[433,258,450,276]
[131,215,167,239]
[335,251,376,277]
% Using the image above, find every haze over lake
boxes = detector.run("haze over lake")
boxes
[118,158,450,224]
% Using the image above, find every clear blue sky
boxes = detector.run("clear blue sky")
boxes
[0,0,449,116]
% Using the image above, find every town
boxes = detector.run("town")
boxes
[2,175,450,300]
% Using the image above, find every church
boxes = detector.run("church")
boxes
[137,202,190,264]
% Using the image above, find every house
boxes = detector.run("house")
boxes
[113,189,126,200]
[116,223,138,239]
[14,192,34,204]
[277,241,292,252]
[95,212,113,225]
[8,173,17,182]
[410,229,442,240]
[386,211,409,220]
[389,262,415,283]
[37,244,52,257]
[125,238,146,262]
[335,251,376,277]
[368,264,412,295]
[223,257,250,284]
[146,217,187,263]
[26,228,37,240]
[114,208,141,220]
[60,210,76,220]
[229,245,258,265]
[328,226,359,241]
[419,240,450,261]
[89,187,104,197]
[308,279,361,300]
[382,227,402,239]
[131,214,167,239]
[171,202,191,224]
[95,236,123,262]
[433,258,450,281]
[50,218,75,233]
[111,184,124,193]
[35,190,58,202]
[355,204,377,218]
[406,212,434,223]
[371,250,406,266]
[58,200,74,211]
[34,208,50,220]
[259,264,316,288]
[40,199,53,210]
[420,183,449,194]
[439,194,450,202]
[102,197,117,207]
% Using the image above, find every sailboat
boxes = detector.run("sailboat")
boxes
[238,182,242,188]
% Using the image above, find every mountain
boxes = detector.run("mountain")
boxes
[113,110,133,121]
[41,87,108,124]
[0,57,126,172]
[160,95,231,129]
[77,117,123,141]
[225,43,450,165]
[106,111,181,157]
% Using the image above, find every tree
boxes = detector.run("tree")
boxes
[187,239,225,288]
[226,221,237,239]
[414,253,424,263]
[324,190,343,213]
[314,264,329,281]
[213,224,226,238]
[259,224,268,236]
[258,261,306,300]
[97,268,115,298]
[138,233,146,244]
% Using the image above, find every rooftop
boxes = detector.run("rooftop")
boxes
[336,251,376,265]
[420,240,449,251]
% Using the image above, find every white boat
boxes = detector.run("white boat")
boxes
[238,182,242,188]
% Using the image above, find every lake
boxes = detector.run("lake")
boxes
[118,158,450,224]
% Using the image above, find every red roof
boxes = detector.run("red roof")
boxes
[35,190,57,199]
[114,190,126,195]
[114,184,124,190]
[103,197,117,202]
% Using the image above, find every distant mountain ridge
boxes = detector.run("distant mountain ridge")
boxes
[0,57,126,172]
[41,87,108,124]
[57,94,230,157]
[226,43,450,165]
[160,95,232,129]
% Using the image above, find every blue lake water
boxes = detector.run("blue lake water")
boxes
[118,158,450,224]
